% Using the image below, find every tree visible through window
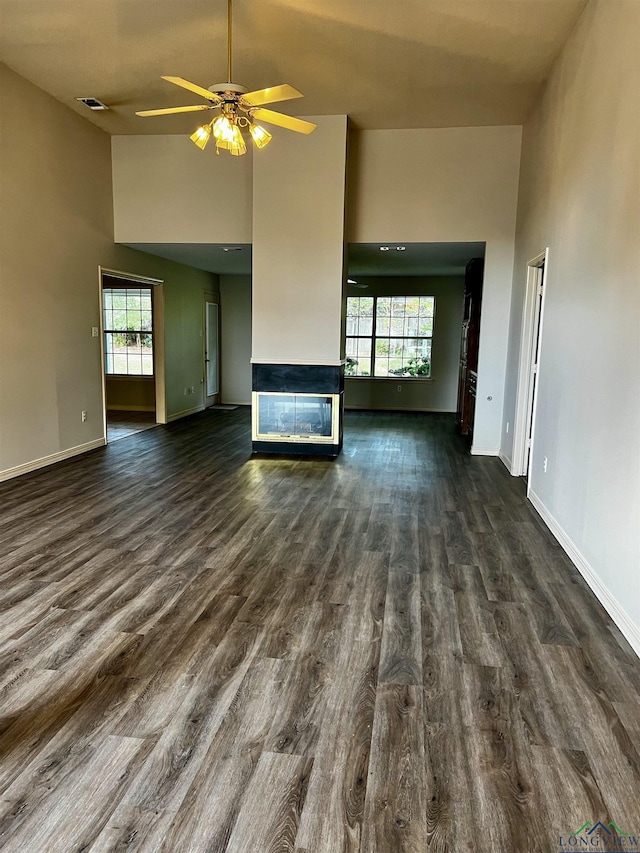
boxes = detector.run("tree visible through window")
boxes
[103,287,154,375]
[346,295,434,377]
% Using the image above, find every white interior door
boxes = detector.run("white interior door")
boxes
[524,265,544,479]
[204,295,219,406]
[512,251,548,479]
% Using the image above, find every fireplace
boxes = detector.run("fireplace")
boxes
[251,364,344,456]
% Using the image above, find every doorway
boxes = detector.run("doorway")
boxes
[99,268,166,442]
[204,293,220,408]
[511,250,548,482]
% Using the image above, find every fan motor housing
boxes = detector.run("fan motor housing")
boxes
[208,82,248,95]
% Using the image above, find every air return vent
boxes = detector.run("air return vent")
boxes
[75,97,109,111]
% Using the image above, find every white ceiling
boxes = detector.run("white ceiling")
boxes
[126,243,254,274]
[349,242,485,277]
[125,241,484,276]
[0,0,587,135]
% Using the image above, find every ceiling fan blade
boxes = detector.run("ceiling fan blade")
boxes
[250,108,317,135]
[161,76,223,104]
[240,84,304,108]
[136,105,215,117]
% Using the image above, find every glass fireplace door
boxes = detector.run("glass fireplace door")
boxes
[252,392,340,444]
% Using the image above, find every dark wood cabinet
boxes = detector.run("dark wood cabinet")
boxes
[456,258,484,444]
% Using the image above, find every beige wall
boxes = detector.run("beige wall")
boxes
[220,275,252,405]
[106,378,155,411]
[0,63,217,479]
[110,124,519,444]
[345,276,464,412]
[112,135,252,245]
[252,116,348,365]
[502,0,640,653]
[348,126,522,452]
[163,273,220,419]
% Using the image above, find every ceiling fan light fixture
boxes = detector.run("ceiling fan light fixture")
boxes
[216,122,246,156]
[138,0,316,155]
[249,123,272,149]
[212,114,233,142]
[190,122,212,150]
[228,139,247,156]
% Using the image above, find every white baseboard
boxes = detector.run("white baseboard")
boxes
[344,405,455,413]
[167,404,205,423]
[470,446,500,456]
[0,438,106,483]
[221,400,250,406]
[528,489,640,660]
[499,451,512,471]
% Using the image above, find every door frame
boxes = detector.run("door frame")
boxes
[511,249,549,485]
[98,267,166,442]
[203,292,220,407]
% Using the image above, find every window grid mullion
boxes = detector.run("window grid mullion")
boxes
[371,296,377,377]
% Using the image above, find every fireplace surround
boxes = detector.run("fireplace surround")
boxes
[251,363,344,456]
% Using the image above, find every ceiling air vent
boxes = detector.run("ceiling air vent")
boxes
[75,97,109,111]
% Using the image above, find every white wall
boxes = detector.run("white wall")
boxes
[220,275,252,404]
[348,126,522,452]
[502,1,640,655]
[252,116,348,365]
[112,135,252,245]
[0,64,217,480]
[345,276,464,412]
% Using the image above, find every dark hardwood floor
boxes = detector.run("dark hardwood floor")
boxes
[107,410,157,442]
[0,409,639,852]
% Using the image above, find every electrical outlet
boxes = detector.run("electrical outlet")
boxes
[184,387,188,396]
[81,411,87,422]
[397,385,402,392]
[543,456,548,473]
[190,386,195,394]
[91,326,99,338]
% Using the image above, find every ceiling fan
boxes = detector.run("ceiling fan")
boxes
[135,0,317,156]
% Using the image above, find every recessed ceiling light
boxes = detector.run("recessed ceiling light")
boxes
[379,246,390,251]
[221,246,242,252]
[396,246,406,251]
[75,97,109,111]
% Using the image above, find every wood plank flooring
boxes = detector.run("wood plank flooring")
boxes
[0,408,639,852]
[106,411,157,442]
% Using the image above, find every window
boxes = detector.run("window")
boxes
[103,286,154,375]
[346,295,435,377]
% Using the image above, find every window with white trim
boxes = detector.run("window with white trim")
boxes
[345,295,435,377]
[103,286,154,375]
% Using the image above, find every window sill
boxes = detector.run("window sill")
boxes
[106,375,155,381]
[345,376,434,382]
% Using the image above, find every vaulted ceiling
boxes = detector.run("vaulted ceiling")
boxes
[0,0,587,135]
[0,0,588,276]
